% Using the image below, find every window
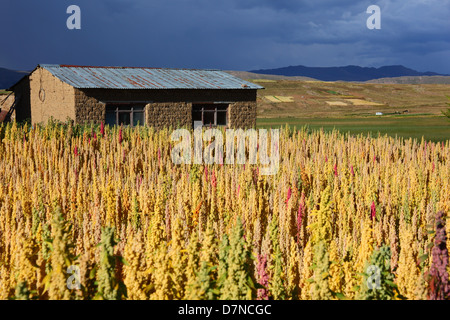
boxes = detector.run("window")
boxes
[105,105,145,126]
[192,104,228,128]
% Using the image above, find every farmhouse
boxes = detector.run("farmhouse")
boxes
[8,64,263,128]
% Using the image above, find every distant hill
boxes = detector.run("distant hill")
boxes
[366,75,450,84]
[225,70,316,81]
[248,65,449,82]
[0,68,30,90]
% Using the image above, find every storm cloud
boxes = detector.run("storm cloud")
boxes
[1,0,449,73]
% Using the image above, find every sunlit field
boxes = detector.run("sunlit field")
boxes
[0,121,449,300]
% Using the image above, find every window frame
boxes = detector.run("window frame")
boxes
[105,104,145,127]
[192,103,229,127]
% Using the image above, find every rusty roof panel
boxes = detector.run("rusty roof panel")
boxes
[40,64,263,90]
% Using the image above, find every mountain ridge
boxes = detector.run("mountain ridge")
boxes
[0,67,30,90]
[248,64,449,82]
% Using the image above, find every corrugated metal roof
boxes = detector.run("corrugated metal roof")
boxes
[39,64,264,90]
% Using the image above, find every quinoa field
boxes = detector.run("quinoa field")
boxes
[0,121,449,300]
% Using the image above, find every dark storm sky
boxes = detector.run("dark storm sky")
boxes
[1,0,449,73]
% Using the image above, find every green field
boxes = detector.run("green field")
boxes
[257,115,450,142]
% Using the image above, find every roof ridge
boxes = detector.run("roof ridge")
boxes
[40,64,221,72]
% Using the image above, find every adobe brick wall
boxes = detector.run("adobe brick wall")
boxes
[29,68,75,124]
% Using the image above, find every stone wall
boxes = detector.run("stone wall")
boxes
[74,89,105,125]
[28,68,75,124]
[146,102,192,130]
[228,101,257,128]
[76,88,258,129]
